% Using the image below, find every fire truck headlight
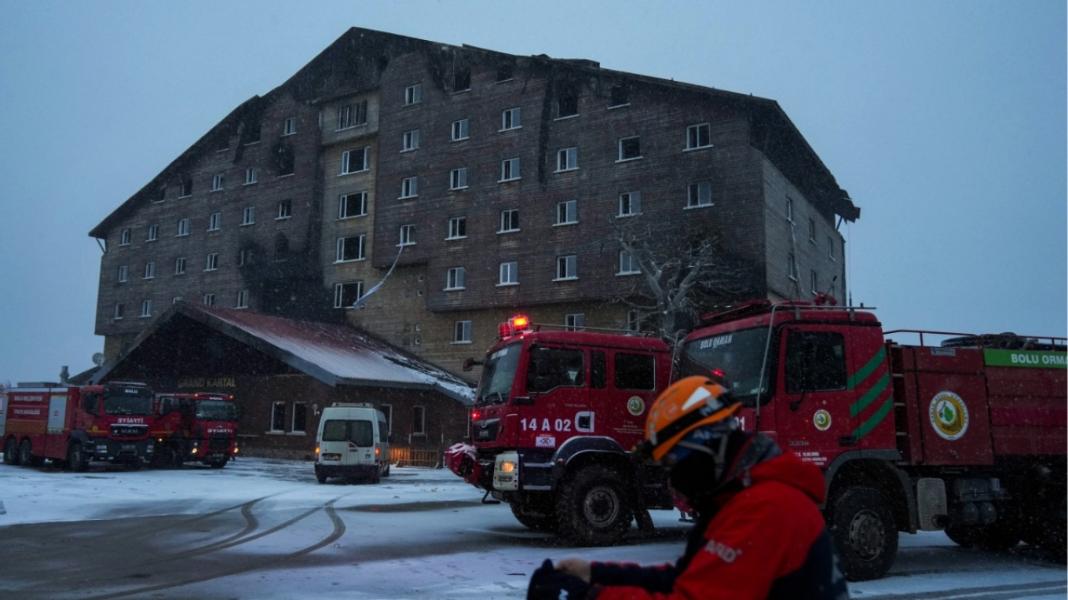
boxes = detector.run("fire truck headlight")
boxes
[500,460,516,474]
[191,448,198,455]
[233,446,240,455]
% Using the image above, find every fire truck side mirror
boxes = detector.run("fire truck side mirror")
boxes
[462,358,482,372]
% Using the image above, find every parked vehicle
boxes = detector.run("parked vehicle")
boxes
[314,403,390,483]
[445,315,673,544]
[152,392,239,468]
[2,381,157,469]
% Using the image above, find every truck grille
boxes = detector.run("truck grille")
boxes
[209,436,229,451]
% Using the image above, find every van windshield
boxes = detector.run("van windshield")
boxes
[476,343,521,405]
[322,419,373,447]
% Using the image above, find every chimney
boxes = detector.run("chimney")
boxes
[60,366,70,383]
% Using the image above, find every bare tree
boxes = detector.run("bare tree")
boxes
[616,221,753,342]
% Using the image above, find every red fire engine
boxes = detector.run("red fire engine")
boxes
[446,315,674,544]
[1,381,157,470]
[152,392,239,468]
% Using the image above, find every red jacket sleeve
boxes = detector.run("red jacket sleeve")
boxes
[594,482,825,600]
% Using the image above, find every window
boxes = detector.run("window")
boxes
[140,299,152,318]
[618,191,641,217]
[498,209,519,233]
[333,281,364,308]
[291,402,307,433]
[275,145,294,176]
[208,212,221,231]
[176,218,190,237]
[451,118,469,141]
[336,101,367,130]
[785,331,847,393]
[146,224,159,242]
[618,250,639,275]
[627,309,642,332]
[120,228,131,246]
[117,265,128,283]
[143,261,156,279]
[270,401,286,432]
[404,83,422,105]
[379,404,393,434]
[499,157,520,182]
[211,174,224,191]
[498,261,518,286]
[687,182,713,208]
[556,147,578,172]
[453,320,472,344]
[277,199,292,220]
[236,289,249,309]
[496,63,514,82]
[788,252,798,281]
[205,253,218,271]
[412,405,426,435]
[501,107,521,131]
[449,167,468,190]
[453,67,471,92]
[400,176,418,199]
[565,313,585,332]
[785,197,794,222]
[238,248,253,267]
[401,129,420,152]
[154,186,166,203]
[810,270,819,295]
[615,353,656,390]
[242,206,255,226]
[828,236,836,262]
[609,84,629,107]
[172,296,182,304]
[555,199,578,225]
[526,347,584,391]
[591,351,606,389]
[556,90,578,118]
[179,177,193,197]
[398,224,415,246]
[686,123,712,150]
[336,235,366,262]
[618,136,641,161]
[447,216,467,240]
[341,147,369,174]
[339,192,367,219]
[808,218,816,243]
[245,168,258,185]
[555,255,578,280]
[113,303,124,320]
[283,117,296,136]
[445,267,466,290]
[203,293,216,307]
[174,257,186,275]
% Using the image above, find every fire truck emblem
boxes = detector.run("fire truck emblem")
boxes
[813,409,832,431]
[929,391,969,441]
[626,396,645,416]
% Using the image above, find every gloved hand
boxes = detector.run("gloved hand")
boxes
[527,559,591,600]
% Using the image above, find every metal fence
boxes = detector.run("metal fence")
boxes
[390,446,442,468]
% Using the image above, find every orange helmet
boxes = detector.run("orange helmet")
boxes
[643,375,740,463]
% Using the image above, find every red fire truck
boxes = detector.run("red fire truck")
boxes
[1,381,157,470]
[446,315,674,544]
[152,392,239,468]
[675,298,1066,579]
[448,304,1066,580]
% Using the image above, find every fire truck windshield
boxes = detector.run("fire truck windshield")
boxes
[104,395,153,416]
[679,327,770,403]
[476,343,521,405]
[195,400,237,421]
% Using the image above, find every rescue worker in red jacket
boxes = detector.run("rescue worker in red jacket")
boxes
[527,375,850,600]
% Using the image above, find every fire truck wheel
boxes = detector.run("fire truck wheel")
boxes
[210,457,228,469]
[3,437,17,465]
[510,504,557,532]
[18,439,39,467]
[556,465,634,545]
[67,443,89,472]
[829,486,897,581]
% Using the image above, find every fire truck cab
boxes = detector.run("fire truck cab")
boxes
[152,392,239,468]
[448,315,672,544]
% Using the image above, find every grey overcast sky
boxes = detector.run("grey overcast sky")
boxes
[0,1,1064,383]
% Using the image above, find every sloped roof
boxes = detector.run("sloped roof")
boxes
[91,303,475,404]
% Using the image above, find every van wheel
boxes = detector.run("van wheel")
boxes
[67,443,89,472]
[556,465,633,545]
[383,464,391,477]
[316,470,328,484]
[3,437,18,465]
[829,486,897,581]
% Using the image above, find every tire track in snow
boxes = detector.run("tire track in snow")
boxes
[858,579,1067,600]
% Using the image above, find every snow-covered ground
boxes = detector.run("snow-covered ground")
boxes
[0,458,1063,599]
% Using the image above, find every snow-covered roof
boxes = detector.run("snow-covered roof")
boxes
[93,304,475,404]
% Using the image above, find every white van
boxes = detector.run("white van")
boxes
[314,403,390,484]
